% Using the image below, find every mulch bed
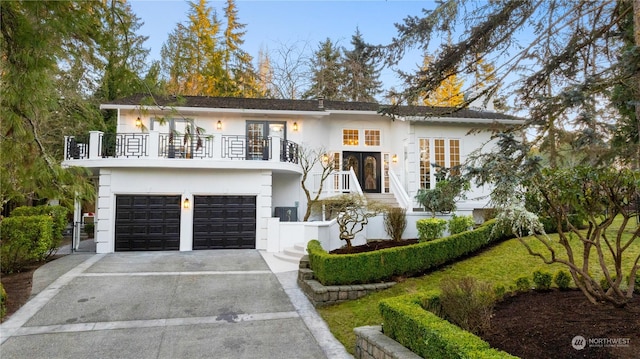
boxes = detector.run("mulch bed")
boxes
[482,290,640,359]
[1,254,66,323]
[329,239,419,254]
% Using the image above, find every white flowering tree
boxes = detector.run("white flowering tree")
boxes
[492,165,639,307]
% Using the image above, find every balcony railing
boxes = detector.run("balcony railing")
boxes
[64,131,299,164]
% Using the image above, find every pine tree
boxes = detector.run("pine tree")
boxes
[161,0,226,96]
[1,1,102,208]
[341,29,382,102]
[304,38,344,100]
[95,0,151,131]
[256,47,274,97]
[417,54,464,107]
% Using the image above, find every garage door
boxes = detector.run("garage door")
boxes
[115,195,181,251]
[193,196,256,249]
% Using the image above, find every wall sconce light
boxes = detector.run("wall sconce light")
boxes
[135,117,142,128]
[183,198,190,209]
[216,120,222,130]
[293,122,298,131]
[392,154,398,163]
[322,154,329,164]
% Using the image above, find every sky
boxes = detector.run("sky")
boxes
[128,0,437,93]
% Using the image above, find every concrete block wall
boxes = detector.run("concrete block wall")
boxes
[297,256,396,307]
[354,326,422,359]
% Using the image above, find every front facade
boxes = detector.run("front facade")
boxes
[62,95,522,253]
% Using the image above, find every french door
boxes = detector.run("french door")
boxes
[342,151,381,193]
[246,121,286,160]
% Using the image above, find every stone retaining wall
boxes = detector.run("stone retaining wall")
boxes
[354,326,422,359]
[297,256,396,307]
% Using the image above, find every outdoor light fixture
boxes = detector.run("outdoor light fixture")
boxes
[217,120,222,130]
[392,154,398,163]
[322,154,329,164]
[293,122,298,131]
[135,117,142,127]
[183,198,190,209]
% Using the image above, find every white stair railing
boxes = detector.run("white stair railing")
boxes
[388,168,412,211]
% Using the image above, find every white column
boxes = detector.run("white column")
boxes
[180,193,193,251]
[148,131,159,158]
[271,137,281,162]
[88,131,102,159]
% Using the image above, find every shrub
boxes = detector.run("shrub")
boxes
[448,214,475,235]
[532,270,553,290]
[1,215,54,273]
[554,270,572,290]
[416,218,447,242]
[84,222,95,238]
[439,277,496,335]
[384,207,407,242]
[494,285,507,299]
[379,293,517,359]
[0,282,6,320]
[11,205,68,257]
[515,276,531,292]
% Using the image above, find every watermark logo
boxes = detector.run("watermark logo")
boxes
[572,335,630,350]
[571,336,586,350]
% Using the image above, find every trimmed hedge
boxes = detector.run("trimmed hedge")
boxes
[308,220,504,285]
[11,205,69,253]
[0,282,6,319]
[1,215,54,273]
[379,293,517,359]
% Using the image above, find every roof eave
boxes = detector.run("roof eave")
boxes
[99,104,330,117]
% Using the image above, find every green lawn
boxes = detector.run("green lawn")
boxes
[316,216,640,354]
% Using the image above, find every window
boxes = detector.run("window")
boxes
[419,138,461,189]
[419,139,430,189]
[343,129,359,146]
[364,130,380,146]
[450,139,460,175]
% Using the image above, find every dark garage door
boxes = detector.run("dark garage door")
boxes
[193,195,256,249]
[115,195,181,251]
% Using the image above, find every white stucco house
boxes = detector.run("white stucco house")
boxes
[62,95,522,254]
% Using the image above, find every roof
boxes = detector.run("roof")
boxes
[103,94,521,121]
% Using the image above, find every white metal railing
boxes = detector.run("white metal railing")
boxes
[388,168,412,211]
[310,168,363,198]
[64,131,298,163]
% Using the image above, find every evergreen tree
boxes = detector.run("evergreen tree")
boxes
[1,1,101,208]
[304,38,344,100]
[374,0,638,167]
[341,29,382,102]
[415,54,464,107]
[161,0,226,96]
[256,47,274,97]
[95,0,151,131]
[222,0,261,97]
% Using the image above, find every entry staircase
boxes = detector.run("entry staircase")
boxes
[273,242,308,264]
[364,193,401,208]
[273,193,402,265]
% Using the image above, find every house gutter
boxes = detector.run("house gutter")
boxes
[100,104,330,117]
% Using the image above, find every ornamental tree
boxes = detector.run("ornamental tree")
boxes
[496,166,639,307]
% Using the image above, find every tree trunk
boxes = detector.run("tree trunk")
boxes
[634,0,640,169]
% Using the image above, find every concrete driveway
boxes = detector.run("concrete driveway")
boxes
[0,250,351,359]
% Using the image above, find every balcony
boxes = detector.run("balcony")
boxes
[64,131,299,165]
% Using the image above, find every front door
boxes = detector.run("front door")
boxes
[343,151,381,193]
[246,121,286,160]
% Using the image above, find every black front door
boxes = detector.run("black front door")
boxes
[343,152,381,193]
